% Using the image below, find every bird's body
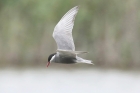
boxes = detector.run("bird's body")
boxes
[53,52,76,64]
[47,6,93,67]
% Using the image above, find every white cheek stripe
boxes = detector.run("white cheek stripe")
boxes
[50,55,55,62]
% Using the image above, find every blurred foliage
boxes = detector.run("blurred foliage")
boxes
[0,0,140,69]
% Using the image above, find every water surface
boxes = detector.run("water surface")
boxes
[0,68,140,93]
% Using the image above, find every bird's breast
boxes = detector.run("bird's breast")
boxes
[56,55,76,64]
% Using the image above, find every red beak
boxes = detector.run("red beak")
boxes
[47,62,50,67]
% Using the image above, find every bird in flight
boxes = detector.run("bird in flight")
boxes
[47,6,93,67]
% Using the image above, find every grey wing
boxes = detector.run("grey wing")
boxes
[53,6,79,51]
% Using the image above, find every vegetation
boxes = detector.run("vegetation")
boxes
[0,0,140,69]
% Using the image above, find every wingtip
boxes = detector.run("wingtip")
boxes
[76,5,79,8]
[74,6,79,10]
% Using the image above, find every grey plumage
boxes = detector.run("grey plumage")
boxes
[53,6,79,51]
[47,6,93,67]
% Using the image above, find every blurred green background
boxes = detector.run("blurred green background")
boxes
[1,1,140,93]
[0,0,140,69]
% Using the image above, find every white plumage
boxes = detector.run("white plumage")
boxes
[47,6,93,67]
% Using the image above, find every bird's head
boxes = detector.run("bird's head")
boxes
[47,53,56,67]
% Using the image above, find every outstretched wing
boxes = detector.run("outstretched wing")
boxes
[53,6,79,51]
[57,49,88,55]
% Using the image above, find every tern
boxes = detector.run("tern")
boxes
[47,6,93,67]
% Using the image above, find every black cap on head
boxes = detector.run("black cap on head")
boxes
[48,53,56,62]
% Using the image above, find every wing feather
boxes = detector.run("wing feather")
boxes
[53,6,79,51]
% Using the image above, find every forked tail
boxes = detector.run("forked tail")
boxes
[76,56,93,64]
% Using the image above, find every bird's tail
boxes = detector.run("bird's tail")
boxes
[76,56,93,64]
